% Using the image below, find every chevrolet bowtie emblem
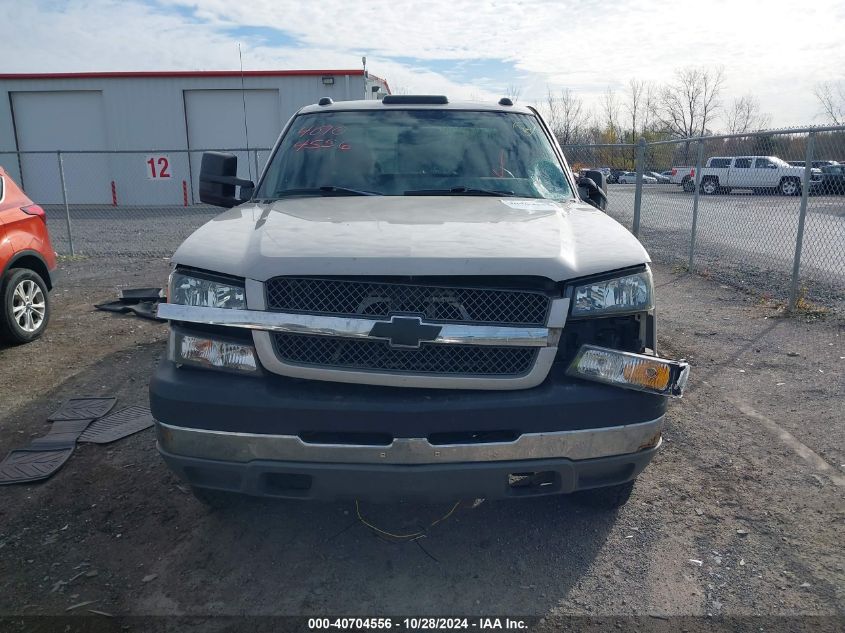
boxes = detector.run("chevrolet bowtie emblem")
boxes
[368,316,442,348]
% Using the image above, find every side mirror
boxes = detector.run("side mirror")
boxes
[578,169,608,211]
[199,151,255,208]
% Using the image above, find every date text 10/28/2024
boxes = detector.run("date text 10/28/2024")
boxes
[307,618,529,630]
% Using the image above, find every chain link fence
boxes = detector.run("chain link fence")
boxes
[1,129,843,311]
[565,125,845,310]
[0,148,272,257]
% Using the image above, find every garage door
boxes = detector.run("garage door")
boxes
[11,91,110,204]
[184,89,280,203]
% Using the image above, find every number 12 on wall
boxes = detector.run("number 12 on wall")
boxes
[146,155,171,179]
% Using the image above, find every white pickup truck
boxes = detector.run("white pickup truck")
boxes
[669,166,696,192]
[150,96,690,509]
[697,156,817,196]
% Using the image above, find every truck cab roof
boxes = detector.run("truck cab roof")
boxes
[299,97,535,116]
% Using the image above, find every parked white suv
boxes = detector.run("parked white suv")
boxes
[698,156,817,196]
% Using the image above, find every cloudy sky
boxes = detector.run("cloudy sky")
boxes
[3,0,844,128]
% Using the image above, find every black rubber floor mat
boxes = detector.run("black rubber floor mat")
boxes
[119,287,162,302]
[79,406,155,444]
[48,397,116,421]
[29,419,93,449]
[0,447,74,485]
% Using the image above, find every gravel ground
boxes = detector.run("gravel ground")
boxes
[605,185,845,310]
[0,257,842,631]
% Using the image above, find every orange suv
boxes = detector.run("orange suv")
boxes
[0,167,57,343]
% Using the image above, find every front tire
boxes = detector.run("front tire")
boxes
[0,268,50,344]
[779,178,800,196]
[700,178,719,195]
[570,481,635,510]
[682,178,695,192]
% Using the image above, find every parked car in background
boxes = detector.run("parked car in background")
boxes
[618,172,657,184]
[697,156,817,196]
[670,166,696,192]
[810,164,845,195]
[607,169,624,184]
[648,171,671,184]
[0,167,57,344]
[789,160,840,169]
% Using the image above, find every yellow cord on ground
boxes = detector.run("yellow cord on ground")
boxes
[355,499,461,541]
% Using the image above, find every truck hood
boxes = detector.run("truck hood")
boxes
[173,196,650,282]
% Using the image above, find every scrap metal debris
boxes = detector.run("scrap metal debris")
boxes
[95,287,164,322]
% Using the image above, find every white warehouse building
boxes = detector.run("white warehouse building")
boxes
[0,69,390,205]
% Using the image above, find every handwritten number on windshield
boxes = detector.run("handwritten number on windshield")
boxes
[294,139,351,151]
[297,125,345,137]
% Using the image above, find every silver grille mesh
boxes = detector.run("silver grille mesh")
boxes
[265,277,550,326]
[272,333,537,377]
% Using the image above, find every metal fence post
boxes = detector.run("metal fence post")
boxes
[788,131,815,311]
[632,137,647,237]
[253,148,260,182]
[57,151,75,256]
[688,139,705,271]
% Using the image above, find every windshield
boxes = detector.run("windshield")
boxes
[256,109,573,200]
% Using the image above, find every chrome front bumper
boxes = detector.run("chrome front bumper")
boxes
[156,416,664,465]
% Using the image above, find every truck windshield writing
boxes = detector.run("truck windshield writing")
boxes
[256,110,573,201]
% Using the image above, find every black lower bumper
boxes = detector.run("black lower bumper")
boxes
[149,360,666,438]
[158,443,659,503]
[150,360,666,502]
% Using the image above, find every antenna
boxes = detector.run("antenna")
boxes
[238,43,253,180]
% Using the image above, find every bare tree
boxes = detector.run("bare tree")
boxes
[725,95,771,134]
[560,88,588,145]
[813,81,845,125]
[624,79,657,164]
[602,88,622,143]
[544,86,588,146]
[625,79,645,143]
[656,66,725,163]
[505,84,522,104]
[656,66,725,138]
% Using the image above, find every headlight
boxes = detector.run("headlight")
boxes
[170,330,259,374]
[571,268,653,317]
[169,270,246,309]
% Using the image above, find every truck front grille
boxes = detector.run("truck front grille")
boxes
[272,333,537,377]
[265,277,550,326]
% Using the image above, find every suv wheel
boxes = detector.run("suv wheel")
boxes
[700,179,719,195]
[779,178,800,196]
[570,480,635,510]
[682,178,695,192]
[0,268,50,344]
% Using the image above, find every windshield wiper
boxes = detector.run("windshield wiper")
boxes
[268,186,383,199]
[404,186,516,197]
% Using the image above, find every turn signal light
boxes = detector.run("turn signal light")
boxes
[567,345,689,397]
